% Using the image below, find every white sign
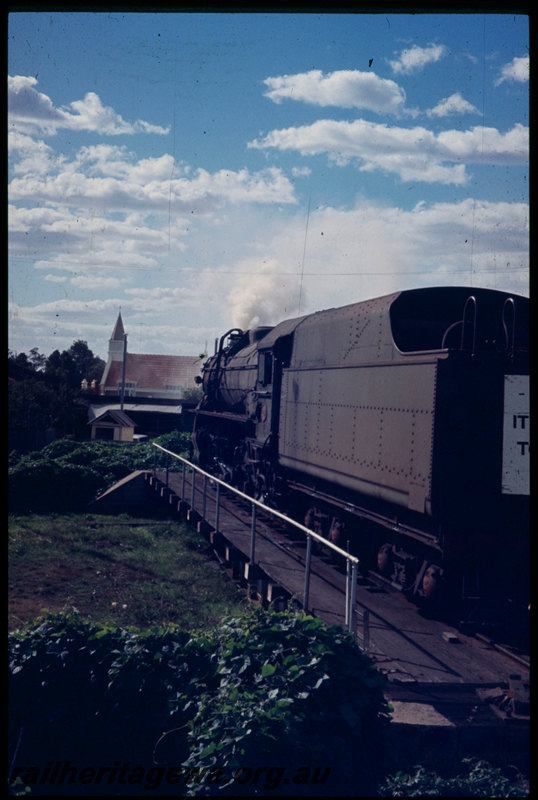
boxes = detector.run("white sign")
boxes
[502,375,529,495]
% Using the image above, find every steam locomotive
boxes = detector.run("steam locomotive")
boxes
[192,286,529,621]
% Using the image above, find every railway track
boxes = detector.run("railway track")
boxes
[154,469,529,697]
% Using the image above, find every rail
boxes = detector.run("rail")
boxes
[152,443,369,643]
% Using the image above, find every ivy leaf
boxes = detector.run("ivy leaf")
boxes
[260,662,277,678]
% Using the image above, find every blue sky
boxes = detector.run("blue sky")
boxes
[8,11,529,360]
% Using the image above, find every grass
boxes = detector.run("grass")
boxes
[8,513,248,632]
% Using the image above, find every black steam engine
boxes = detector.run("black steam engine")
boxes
[192,287,529,622]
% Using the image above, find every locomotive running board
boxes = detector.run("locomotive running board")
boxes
[288,479,442,552]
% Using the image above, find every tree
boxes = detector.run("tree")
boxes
[44,349,78,389]
[8,380,59,431]
[68,340,105,384]
[28,347,46,372]
[44,341,105,390]
[8,340,105,447]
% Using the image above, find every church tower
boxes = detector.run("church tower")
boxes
[98,311,127,394]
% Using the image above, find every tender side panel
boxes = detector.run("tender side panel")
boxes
[278,361,437,514]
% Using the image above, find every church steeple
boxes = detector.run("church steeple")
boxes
[108,311,126,362]
[111,311,125,342]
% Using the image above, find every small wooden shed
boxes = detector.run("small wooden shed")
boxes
[89,408,136,442]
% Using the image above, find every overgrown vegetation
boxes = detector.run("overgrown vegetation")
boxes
[8,431,191,513]
[9,609,391,797]
[9,610,528,797]
[7,436,529,796]
[378,759,529,796]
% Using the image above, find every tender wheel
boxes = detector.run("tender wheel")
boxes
[304,507,324,554]
[377,543,393,576]
[422,564,444,598]
[328,517,345,548]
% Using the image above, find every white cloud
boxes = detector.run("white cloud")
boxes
[248,119,528,184]
[8,196,529,358]
[389,44,447,75]
[263,69,406,114]
[8,129,56,177]
[9,202,175,272]
[495,55,529,85]
[8,75,170,136]
[8,57,528,362]
[218,197,529,341]
[426,92,480,118]
[69,274,124,290]
[9,141,297,214]
[291,166,312,178]
[436,123,528,162]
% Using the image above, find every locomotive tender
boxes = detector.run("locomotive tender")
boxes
[192,286,529,615]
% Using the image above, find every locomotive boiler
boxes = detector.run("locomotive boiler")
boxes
[192,287,529,620]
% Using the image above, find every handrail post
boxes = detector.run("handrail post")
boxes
[363,608,370,652]
[215,482,221,533]
[150,446,362,631]
[190,469,196,511]
[304,533,312,611]
[153,448,156,478]
[250,503,257,564]
[202,474,207,520]
[345,540,351,628]
[350,561,358,634]
[165,454,169,488]
[345,559,351,628]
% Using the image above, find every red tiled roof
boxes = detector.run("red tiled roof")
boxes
[102,353,202,393]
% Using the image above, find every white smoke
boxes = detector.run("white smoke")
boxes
[227,258,304,331]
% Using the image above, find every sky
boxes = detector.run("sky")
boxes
[8,10,529,361]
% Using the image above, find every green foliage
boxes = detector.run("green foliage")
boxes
[182,608,391,796]
[182,386,203,404]
[378,759,529,796]
[9,612,200,792]
[8,379,63,430]
[9,608,391,797]
[8,431,191,513]
[8,457,103,513]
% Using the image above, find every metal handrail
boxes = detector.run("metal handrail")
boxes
[153,444,360,562]
[440,294,477,354]
[460,295,477,355]
[152,443,368,644]
[502,297,516,356]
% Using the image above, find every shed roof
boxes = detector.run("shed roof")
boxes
[88,403,182,421]
[90,408,136,427]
